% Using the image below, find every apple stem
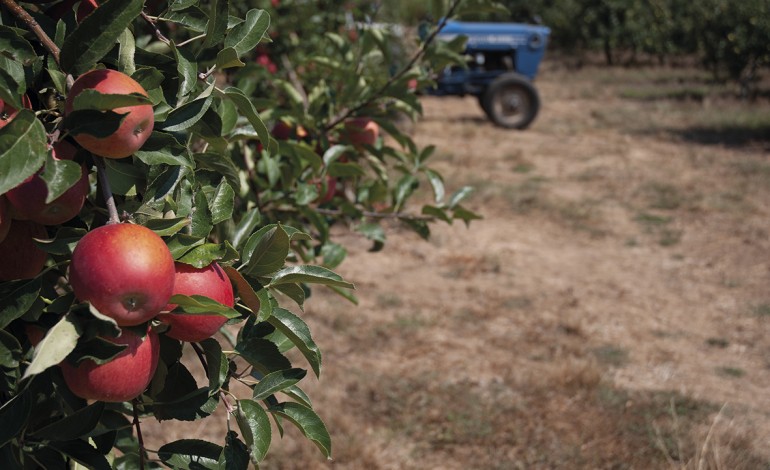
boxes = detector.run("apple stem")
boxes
[132,400,146,470]
[94,157,121,224]
[0,0,60,66]
[323,0,463,131]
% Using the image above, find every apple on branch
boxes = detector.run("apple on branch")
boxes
[65,69,154,159]
[5,140,90,226]
[60,325,160,403]
[68,223,175,326]
[158,262,235,343]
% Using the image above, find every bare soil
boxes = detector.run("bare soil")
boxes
[145,62,770,469]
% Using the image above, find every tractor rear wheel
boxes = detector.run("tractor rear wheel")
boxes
[480,73,540,129]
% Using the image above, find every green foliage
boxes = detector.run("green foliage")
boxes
[0,0,486,467]
[492,0,769,87]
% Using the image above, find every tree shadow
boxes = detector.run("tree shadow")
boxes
[669,124,770,150]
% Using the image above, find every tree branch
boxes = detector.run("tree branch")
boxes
[94,157,120,225]
[140,11,170,45]
[323,0,463,131]
[132,400,146,470]
[1,0,61,66]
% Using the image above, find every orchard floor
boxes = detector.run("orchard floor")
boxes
[145,62,770,469]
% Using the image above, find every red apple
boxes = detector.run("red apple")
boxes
[342,117,379,147]
[271,119,307,141]
[0,220,48,281]
[60,326,160,402]
[68,223,175,326]
[76,0,98,22]
[0,95,32,130]
[0,196,10,243]
[64,69,154,159]
[315,175,337,204]
[158,262,234,342]
[5,140,90,225]
[25,323,46,347]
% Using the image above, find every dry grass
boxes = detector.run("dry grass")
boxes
[144,63,770,469]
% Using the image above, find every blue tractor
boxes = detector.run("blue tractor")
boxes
[432,20,551,129]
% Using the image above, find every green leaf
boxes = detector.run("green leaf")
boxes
[235,337,291,374]
[171,43,198,103]
[0,390,31,447]
[320,243,347,269]
[0,278,41,329]
[322,144,353,166]
[71,90,153,111]
[224,431,249,470]
[209,178,234,224]
[190,190,213,238]
[104,158,143,196]
[23,314,80,379]
[153,363,218,421]
[448,186,474,209]
[231,209,261,250]
[158,88,214,132]
[241,224,290,277]
[63,109,126,139]
[215,47,245,69]
[268,402,331,459]
[118,29,136,76]
[225,9,270,57]
[201,0,229,51]
[267,265,354,290]
[424,168,445,204]
[0,328,21,371]
[200,338,228,393]
[177,241,238,268]
[223,87,270,148]
[158,439,223,469]
[50,440,111,470]
[452,205,483,226]
[28,402,105,441]
[272,283,305,310]
[0,26,37,65]
[166,233,205,260]
[294,183,319,206]
[40,156,83,204]
[252,368,306,401]
[0,110,48,196]
[60,0,144,74]
[168,294,240,318]
[267,308,321,377]
[0,60,25,110]
[144,217,191,237]
[394,174,419,210]
[235,399,271,464]
[422,205,452,224]
[35,226,86,255]
[328,162,366,177]
[134,132,194,168]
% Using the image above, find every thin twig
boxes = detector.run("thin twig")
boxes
[140,11,170,45]
[176,33,207,47]
[94,157,120,224]
[0,0,61,65]
[132,400,146,470]
[190,342,209,373]
[323,0,463,131]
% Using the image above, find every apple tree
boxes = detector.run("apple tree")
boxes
[0,0,493,467]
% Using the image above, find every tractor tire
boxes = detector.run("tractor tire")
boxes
[480,73,540,129]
